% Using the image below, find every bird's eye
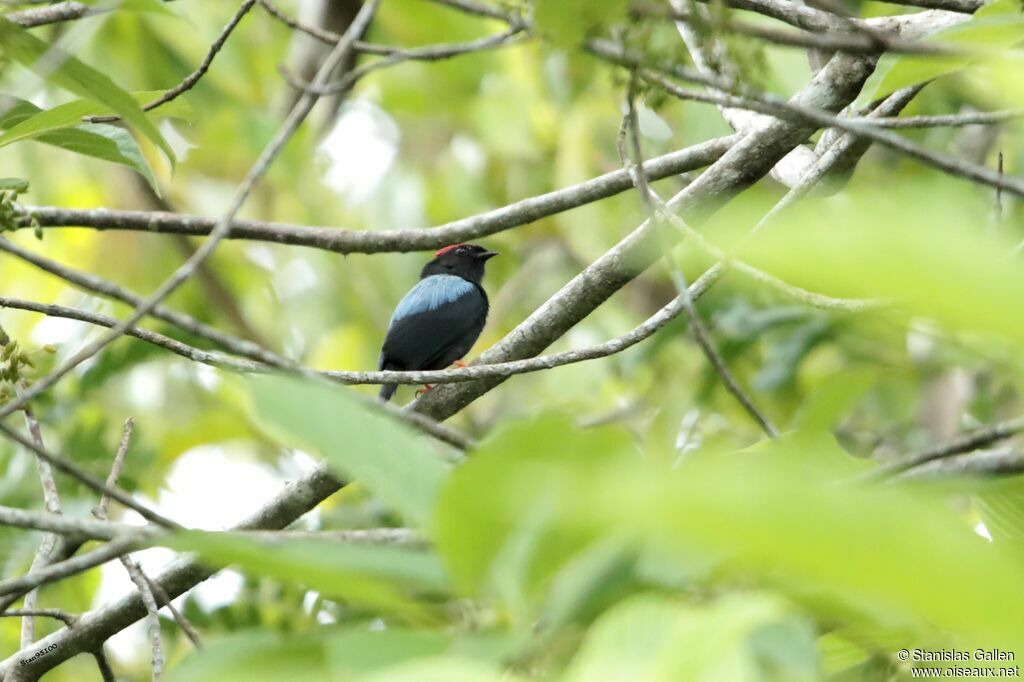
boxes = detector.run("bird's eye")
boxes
[456,247,468,255]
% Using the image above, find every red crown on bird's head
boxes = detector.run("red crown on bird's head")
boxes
[434,243,468,257]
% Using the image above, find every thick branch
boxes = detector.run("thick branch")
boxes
[15,136,736,250]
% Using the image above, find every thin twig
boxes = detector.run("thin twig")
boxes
[864,416,1024,480]
[92,418,134,521]
[84,1,258,124]
[143,574,202,649]
[995,151,1005,226]
[857,109,1024,129]
[16,381,62,648]
[0,505,143,540]
[0,608,77,627]
[618,79,778,438]
[122,558,164,682]
[0,535,142,601]
[0,289,871,389]
[93,648,117,682]
[91,420,202,653]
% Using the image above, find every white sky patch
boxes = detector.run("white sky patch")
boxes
[245,243,279,272]
[193,363,221,392]
[318,98,400,202]
[271,256,320,300]
[449,134,486,174]
[124,365,167,412]
[29,315,89,347]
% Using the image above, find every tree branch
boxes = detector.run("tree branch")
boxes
[15,136,736,250]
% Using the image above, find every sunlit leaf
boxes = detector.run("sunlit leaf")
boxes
[0,95,159,189]
[0,16,175,164]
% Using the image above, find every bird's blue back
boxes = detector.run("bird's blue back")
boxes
[389,274,476,327]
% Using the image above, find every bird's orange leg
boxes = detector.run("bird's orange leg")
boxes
[453,359,467,368]
[416,384,434,397]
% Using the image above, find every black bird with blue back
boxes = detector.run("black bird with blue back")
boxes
[378,243,498,402]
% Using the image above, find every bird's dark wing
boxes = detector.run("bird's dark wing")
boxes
[380,275,488,372]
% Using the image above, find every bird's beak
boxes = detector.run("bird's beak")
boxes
[478,250,499,261]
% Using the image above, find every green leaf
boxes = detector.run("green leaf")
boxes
[0,178,29,193]
[245,374,451,529]
[974,477,1024,550]
[433,414,634,595]
[437,414,1024,649]
[858,8,1024,105]
[564,594,819,682]
[729,182,1024,345]
[0,96,158,190]
[0,16,175,165]
[166,531,450,619]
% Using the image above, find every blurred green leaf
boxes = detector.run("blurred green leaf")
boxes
[859,5,1024,105]
[438,414,1024,649]
[564,594,819,682]
[0,178,28,193]
[433,414,634,596]
[166,531,450,618]
[730,183,1024,345]
[0,16,175,164]
[974,477,1024,550]
[245,374,451,529]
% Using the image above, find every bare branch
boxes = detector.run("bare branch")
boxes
[0,535,142,603]
[7,1,99,28]
[0,505,144,541]
[411,48,884,421]
[0,609,77,628]
[15,135,735,250]
[865,416,1024,480]
[857,109,1024,129]
[92,417,135,522]
[870,0,982,12]
[895,448,1024,480]
[122,558,164,682]
[0,283,870,390]
[15,382,62,648]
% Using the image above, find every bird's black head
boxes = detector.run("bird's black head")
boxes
[421,243,498,284]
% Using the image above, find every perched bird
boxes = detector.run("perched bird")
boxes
[378,243,498,402]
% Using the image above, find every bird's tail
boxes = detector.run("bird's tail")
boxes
[378,358,398,402]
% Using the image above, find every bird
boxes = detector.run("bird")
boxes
[378,243,498,402]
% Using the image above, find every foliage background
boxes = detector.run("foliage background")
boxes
[1,0,1023,680]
